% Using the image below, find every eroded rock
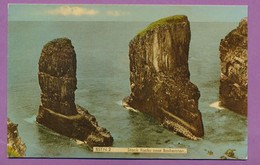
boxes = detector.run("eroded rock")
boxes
[38,38,77,116]
[124,15,204,139]
[7,118,26,157]
[223,149,238,159]
[219,18,248,116]
[36,38,113,147]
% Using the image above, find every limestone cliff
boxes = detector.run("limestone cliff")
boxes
[219,18,248,116]
[36,38,113,147]
[124,15,204,139]
[7,118,26,157]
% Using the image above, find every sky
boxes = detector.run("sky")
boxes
[8,4,247,22]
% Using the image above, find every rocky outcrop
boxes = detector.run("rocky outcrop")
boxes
[219,18,248,116]
[36,38,113,147]
[7,118,26,157]
[38,38,77,116]
[124,15,204,139]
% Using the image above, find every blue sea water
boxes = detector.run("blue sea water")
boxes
[8,21,247,159]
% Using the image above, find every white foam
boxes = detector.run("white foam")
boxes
[209,101,225,110]
[121,100,139,113]
[24,115,37,124]
[124,106,139,113]
[116,100,122,106]
[75,139,85,144]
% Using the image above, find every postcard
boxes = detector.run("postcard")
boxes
[2,1,259,164]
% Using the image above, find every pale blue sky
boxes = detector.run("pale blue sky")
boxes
[8,4,247,22]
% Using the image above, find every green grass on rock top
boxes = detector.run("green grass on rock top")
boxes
[135,15,188,39]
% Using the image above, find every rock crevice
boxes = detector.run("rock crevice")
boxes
[125,15,204,139]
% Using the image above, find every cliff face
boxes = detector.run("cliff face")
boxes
[37,38,113,147]
[7,118,26,157]
[38,38,77,116]
[219,18,248,116]
[125,15,204,139]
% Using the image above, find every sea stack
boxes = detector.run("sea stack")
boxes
[36,38,113,147]
[124,15,204,139]
[7,118,26,157]
[219,18,248,116]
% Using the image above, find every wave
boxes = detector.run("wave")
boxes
[24,115,37,124]
[121,99,139,113]
[209,101,225,110]
[116,100,122,106]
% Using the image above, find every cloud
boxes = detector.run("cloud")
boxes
[106,11,130,17]
[46,6,99,16]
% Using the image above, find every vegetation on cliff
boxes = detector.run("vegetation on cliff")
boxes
[7,146,20,157]
[135,15,188,39]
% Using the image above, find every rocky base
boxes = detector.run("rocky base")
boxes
[7,119,26,157]
[125,73,204,139]
[36,105,113,147]
[219,18,248,116]
[122,86,204,140]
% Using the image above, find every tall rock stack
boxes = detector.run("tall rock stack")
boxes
[219,18,248,116]
[36,38,113,147]
[38,38,77,116]
[124,15,204,140]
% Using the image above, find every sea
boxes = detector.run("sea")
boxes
[8,21,247,159]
